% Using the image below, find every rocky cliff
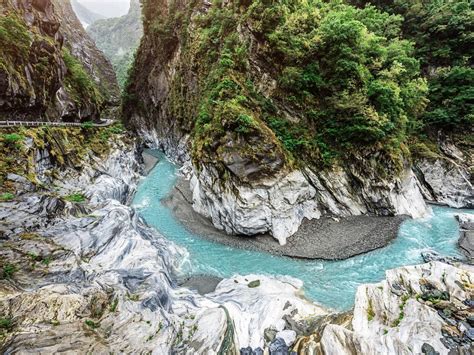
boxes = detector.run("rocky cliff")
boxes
[0,0,119,122]
[124,0,431,244]
[87,0,143,89]
[414,134,473,209]
[52,0,120,105]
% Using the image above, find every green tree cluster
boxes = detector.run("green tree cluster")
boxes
[62,48,104,107]
[252,1,428,147]
[352,0,473,130]
[187,0,428,171]
[133,0,471,175]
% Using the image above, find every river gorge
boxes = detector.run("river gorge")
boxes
[134,152,473,311]
[1,0,473,353]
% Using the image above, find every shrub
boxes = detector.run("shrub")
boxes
[1,263,16,279]
[84,320,100,329]
[81,121,94,129]
[2,133,24,144]
[0,15,30,58]
[64,193,86,203]
[235,114,256,133]
[423,66,474,129]
[0,318,13,331]
[0,192,14,201]
[62,48,104,106]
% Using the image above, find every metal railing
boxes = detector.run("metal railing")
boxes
[0,119,115,128]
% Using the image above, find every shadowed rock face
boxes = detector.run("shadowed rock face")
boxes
[457,214,474,264]
[0,0,118,122]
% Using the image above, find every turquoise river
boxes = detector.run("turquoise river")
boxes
[132,154,473,311]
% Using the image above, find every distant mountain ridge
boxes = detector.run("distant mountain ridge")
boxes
[71,0,104,28]
[75,0,130,19]
[87,0,143,89]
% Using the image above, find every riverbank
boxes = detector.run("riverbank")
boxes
[162,176,408,260]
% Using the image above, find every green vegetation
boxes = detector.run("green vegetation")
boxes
[81,121,94,129]
[1,263,16,279]
[127,293,140,301]
[0,14,31,59]
[0,318,13,332]
[258,1,426,146]
[2,133,25,145]
[84,320,100,329]
[114,51,138,89]
[41,256,52,266]
[64,193,87,203]
[367,299,375,321]
[0,192,14,201]
[0,125,127,196]
[109,298,119,312]
[423,66,474,129]
[420,290,449,304]
[391,294,409,327]
[62,47,104,107]
[352,0,473,132]
[98,123,126,143]
[129,0,473,179]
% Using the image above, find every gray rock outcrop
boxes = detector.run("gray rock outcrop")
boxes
[415,137,473,209]
[456,213,474,264]
[296,262,474,355]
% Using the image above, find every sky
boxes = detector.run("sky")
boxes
[77,0,130,18]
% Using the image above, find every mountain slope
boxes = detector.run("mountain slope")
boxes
[124,0,431,244]
[53,0,121,105]
[87,0,143,89]
[71,0,105,28]
[0,0,119,122]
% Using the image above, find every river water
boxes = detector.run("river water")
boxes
[132,155,473,311]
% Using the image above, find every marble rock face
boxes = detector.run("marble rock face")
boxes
[1,137,473,354]
[190,165,321,245]
[190,162,427,245]
[457,213,474,263]
[318,262,474,355]
[416,158,473,209]
[0,139,328,353]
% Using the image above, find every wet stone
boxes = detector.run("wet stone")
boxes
[421,343,440,355]
[269,338,289,355]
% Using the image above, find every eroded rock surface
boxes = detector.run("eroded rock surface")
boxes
[0,134,328,353]
[457,214,474,264]
[297,262,474,355]
[415,136,473,209]
[1,132,472,353]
